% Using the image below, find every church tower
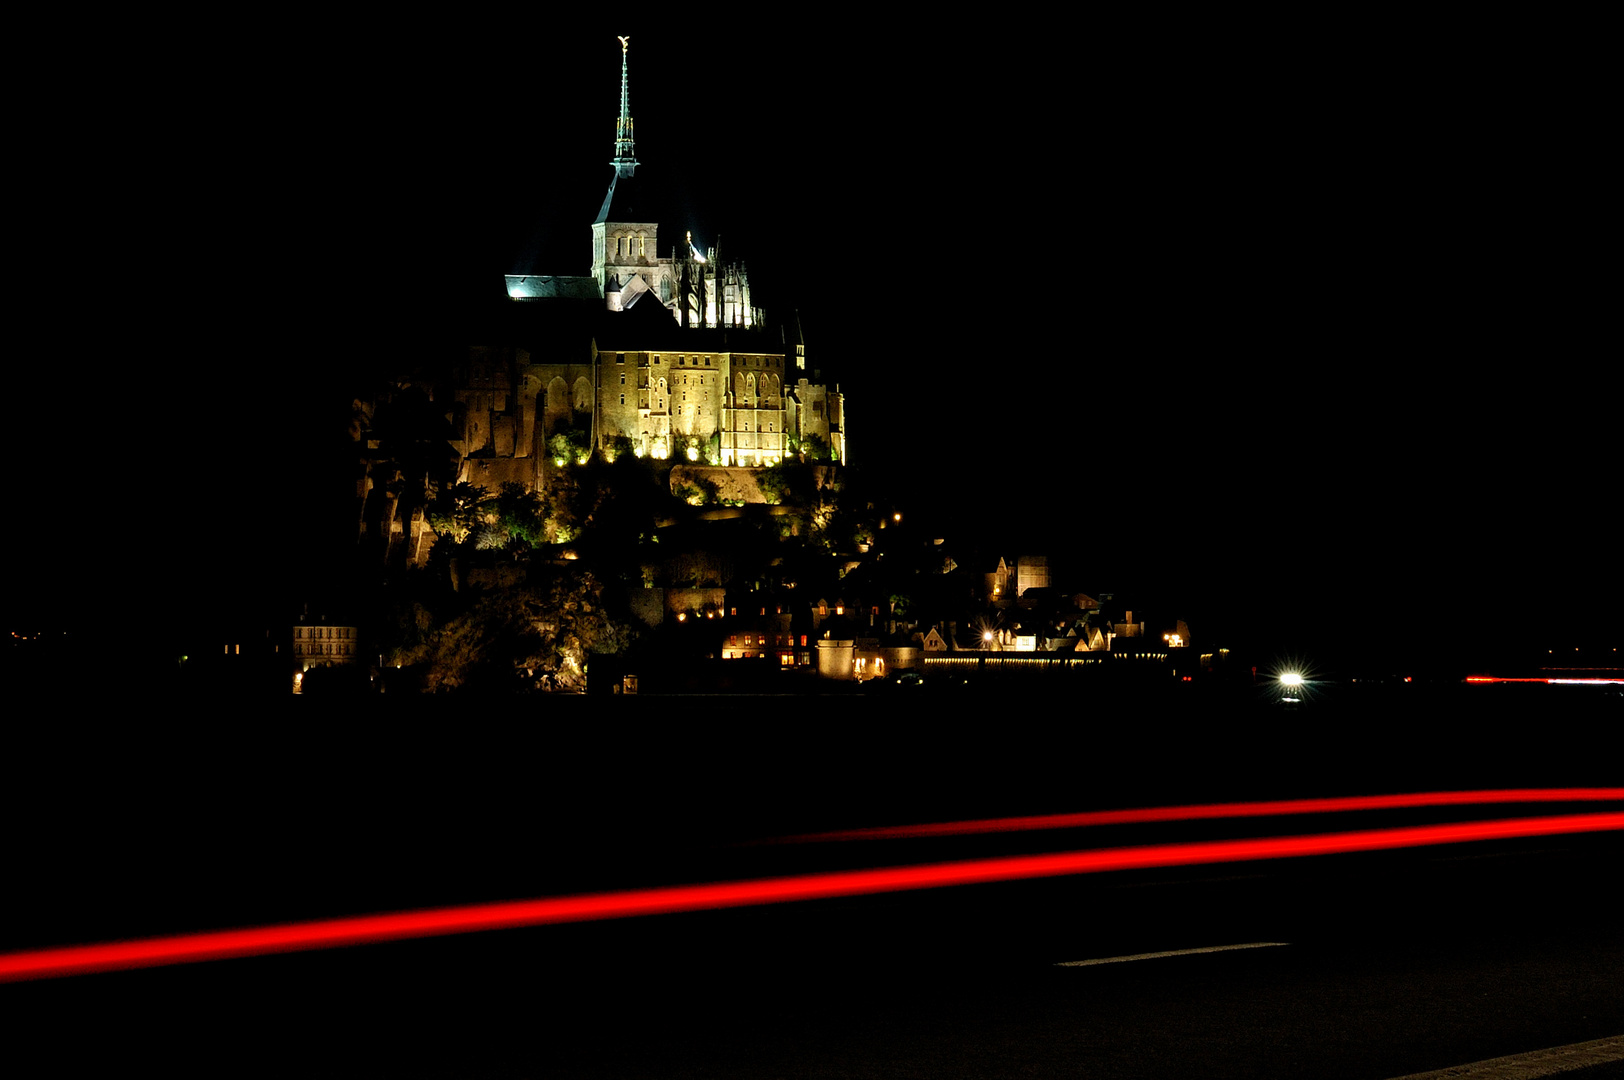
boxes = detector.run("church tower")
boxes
[591,37,669,311]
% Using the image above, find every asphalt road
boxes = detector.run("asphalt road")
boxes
[6,688,1621,1077]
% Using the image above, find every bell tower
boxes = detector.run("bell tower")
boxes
[591,36,662,306]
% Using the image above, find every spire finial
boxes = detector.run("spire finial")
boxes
[612,36,638,178]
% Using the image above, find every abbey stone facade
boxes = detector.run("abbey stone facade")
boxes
[465,38,845,485]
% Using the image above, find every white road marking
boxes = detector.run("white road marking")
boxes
[1054,942,1289,967]
[1383,1034,1624,1079]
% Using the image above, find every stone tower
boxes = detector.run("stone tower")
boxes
[591,37,670,311]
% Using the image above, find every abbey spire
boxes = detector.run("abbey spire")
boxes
[611,35,638,178]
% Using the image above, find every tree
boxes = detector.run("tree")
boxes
[402,568,638,693]
[548,427,592,467]
[759,459,817,508]
[426,482,488,543]
[491,482,547,548]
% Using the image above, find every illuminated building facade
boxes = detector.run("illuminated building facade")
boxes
[478,38,845,472]
[290,619,360,693]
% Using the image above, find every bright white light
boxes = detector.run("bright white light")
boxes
[1280,672,1304,687]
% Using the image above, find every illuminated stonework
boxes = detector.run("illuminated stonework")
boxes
[505,39,763,331]
[478,38,849,481]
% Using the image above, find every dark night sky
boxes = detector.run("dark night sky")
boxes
[10,20,1615,674]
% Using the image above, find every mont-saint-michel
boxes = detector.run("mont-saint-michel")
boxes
[215,36,1209,698]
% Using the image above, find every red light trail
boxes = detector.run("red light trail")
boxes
[4,807,1622,984]
[1465,676,1624,685]
[765,788,1624,843]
